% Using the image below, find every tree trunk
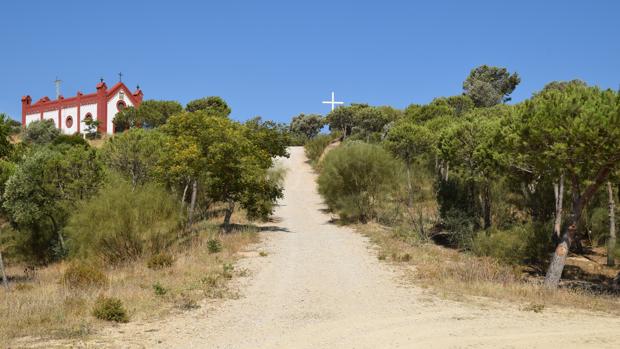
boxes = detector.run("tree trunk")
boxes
[544,177,583,289]
[180,182,189,207]
[188,179,198,226]
[544,165,617,288]
[49,215,66,251]
[222,200,235,233]
[553,174,565,243]
[0,250,9,291]
[544,169,606,289]
[406,165,414,208]
[482,183,491,229]
[544,220,578,288]
[607,181,616,266]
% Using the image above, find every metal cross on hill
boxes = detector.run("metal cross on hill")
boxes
[322,91,344,111]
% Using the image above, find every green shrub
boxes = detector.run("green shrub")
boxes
[472,223,551,265]
[52,134,89,147]
[317,142,402,222]
[61,262,108,289]
[221,263,234,279]
[442,209,477,249]
[66,177,182,265]
[391,225,422,246]
[588,207,609,246]
[207,238,222,254]
[147,252,174,270]
[92,296,128,322]
[153,282,168,296]
[23,119,60,145]
[304,134,333,166]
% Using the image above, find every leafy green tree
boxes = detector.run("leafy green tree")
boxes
[101,128,166,189]
[404,99,454,124]
[0,113,14,158]
[431,95,475,117]
[327,104,396,140]
[244,117,289,162]
[23,119,60,145]
[140,100,183,126]
[351,106,395,141]
[290,113,324,139]
[0,114,22,135]
[438,107,508,230]
[160,111,211,223]
[2,146,104,261]
[505,83,620,288]
[83,117,100,139]
[326,105,355,138]
[384,121,435,207]
[463,65,520,107]
[201,117,282,229]
[162,111,283,230]
[114,100,183,129]
[541,79,587,93]
[186,96,231,117]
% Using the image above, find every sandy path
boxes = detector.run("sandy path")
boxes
[81,146,619,348]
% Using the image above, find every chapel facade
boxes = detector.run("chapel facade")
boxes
[21,81,143,135]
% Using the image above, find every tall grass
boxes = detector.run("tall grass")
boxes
[0,219,259,344]
[359,223,620,314]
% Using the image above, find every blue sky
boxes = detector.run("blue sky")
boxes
[1,0,618,123]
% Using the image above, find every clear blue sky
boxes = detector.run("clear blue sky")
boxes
[1,0,618,123]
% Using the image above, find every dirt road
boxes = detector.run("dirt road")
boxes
[82,146,620,348]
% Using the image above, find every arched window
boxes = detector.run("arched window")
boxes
[84,113,93,123]
[65,115,73,128]
[117,100,127,112]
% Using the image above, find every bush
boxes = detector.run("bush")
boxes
[317,142,402,222]
[207,238,222,254]
[52,134,89,147]
[153,282,168,296]
[66,177,182,265]
[23,119,60,145]
[441,209,477,249]
[92,296,129,322]
[472,223,551,265]
[147,252,174,270]
[304,134,333,166]
[61,262,108,289]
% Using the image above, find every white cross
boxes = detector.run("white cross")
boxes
[322,91,344,111]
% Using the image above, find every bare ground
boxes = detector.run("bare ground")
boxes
[40,146,620,348]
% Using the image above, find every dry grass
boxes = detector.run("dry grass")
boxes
[86,137,107,149]
[358,223,620,315]
[0,218,260,345]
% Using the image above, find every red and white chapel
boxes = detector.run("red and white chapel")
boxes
[21,80,143,135]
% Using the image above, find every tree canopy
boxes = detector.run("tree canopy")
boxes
[290,113,324,139]
[186,96,231,117]
[463,65,521,107]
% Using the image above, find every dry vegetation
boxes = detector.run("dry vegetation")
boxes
[358,222,620,314]
[0,213,260,345]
